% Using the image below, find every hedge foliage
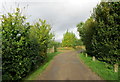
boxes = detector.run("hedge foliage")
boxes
[77,2,120,64]
[77,18,96,54]
[2,8,53,80]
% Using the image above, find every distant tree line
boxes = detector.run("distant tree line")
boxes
[77,1,120,65]
[62,30,83,48]
[48,40,61,52]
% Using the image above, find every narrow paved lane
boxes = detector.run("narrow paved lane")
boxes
[36,50,102,80]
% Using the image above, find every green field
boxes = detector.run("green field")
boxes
[79,53,118,80]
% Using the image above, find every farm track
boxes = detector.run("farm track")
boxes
[36,50,102,80]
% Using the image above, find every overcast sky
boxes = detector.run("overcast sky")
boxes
[0,0,101,42]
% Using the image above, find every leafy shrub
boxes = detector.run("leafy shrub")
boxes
[2,8,53,80]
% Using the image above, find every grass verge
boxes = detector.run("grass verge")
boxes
[24,52,61,80]
[79,53,118,80]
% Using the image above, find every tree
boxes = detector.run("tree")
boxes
[91,1,120,64]
[29,19,53,67]
[62,31,77,48]
[77,1,120,65]
[75,39,83,46]
[77,18,96,55]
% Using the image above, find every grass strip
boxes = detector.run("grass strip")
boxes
[79,53,118,80]
[24,52,61,80]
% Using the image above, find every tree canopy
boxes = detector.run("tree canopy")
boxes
[62,31,77,48]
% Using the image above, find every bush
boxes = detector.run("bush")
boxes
[2,8,53,80]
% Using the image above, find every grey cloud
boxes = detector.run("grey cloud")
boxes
[1,0,100,42]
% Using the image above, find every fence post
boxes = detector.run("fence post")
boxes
[114,63,118,72]
[85,54,87,57]
[92,56,95,61]
[53,46,54,53]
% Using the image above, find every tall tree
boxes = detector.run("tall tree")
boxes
[91,1,120,64]
[77,1,120,64]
